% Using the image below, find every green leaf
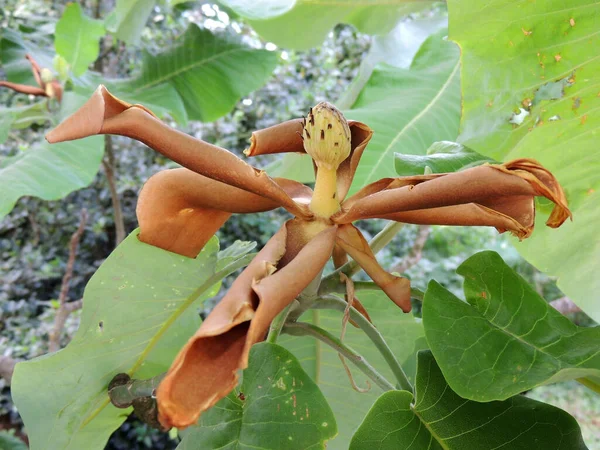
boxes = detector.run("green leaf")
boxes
[0,101,49,144]
[394,141,496,176]
[422,251,600,402]
[178,342,337,449]
[0,135,104,219]
[0,432,28,450]
[223,0,435,50]
[105,0,156,45]
[448,0,600,322]
[345,29,461,193]
[118,24,278,122]
[55,3,105,76]
[0,28,54,85]
[280,290,425,449]
[350,351,588,450]
[11,234,255,450]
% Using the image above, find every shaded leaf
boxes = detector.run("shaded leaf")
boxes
[280,290,425,449]
[350,351,588,449]
[117,24,278,122]
[55,3,105,76]
[423,251,600,401]
[12,234,255,450]
[0,101,49,144]
[395,141,496,176]
[224,0,434,50]
[0,28,54,85]
[448,0,600,322]
[345,29,461,193]
[0,432,28,450]
[105,0,156,45]
[177,343,337,449]
[0,135,104,219]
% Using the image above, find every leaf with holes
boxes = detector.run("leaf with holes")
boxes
[345,28,461,193]
[177,343,337,449]
[423,251,600,402]
[448,0,600,322]
[55,3,105,76]
[222,0,434,50]
[11,234,255,450]
[350,350,588,449]
[279,290,426,450]
[394,141,496,176]
[116,24,278,122]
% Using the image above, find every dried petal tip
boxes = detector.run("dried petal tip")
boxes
[303,102,351,170]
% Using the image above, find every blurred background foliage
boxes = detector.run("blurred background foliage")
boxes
[0,0,597,449]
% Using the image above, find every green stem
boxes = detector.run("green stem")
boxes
[313,295,413,392]
[577,377,600,395]
[108,373,165,408]
[267,301,296,343]
[282,322,395,391]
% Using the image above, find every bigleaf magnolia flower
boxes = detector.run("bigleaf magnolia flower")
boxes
[46,86,571,429]
[0,54,62,102]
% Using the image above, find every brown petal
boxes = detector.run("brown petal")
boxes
[335,160,571,234]
[335,224,411,312]
[336,121,373,201]
[46,85,311,219]
[25,54,43,88]
[0,81,47,97]
[137,168,286,257]
[156,222,336,429]
[244,119,305,156]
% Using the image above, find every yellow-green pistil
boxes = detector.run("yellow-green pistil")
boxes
[302,102,351,218]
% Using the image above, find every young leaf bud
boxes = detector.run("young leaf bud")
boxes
[40,68,54,84]
[303,102,351,170]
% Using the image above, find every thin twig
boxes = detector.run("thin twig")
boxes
[48,209,88,352]
[0,356,17,385]
[102,136,126,246]
[282,321,395,391]
[392,225,431,274]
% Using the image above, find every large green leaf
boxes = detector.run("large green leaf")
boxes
[178,342,337,449]
[11,234,255,450]
[448,0,600,322]
[117,24,278,122]
[280,290,425,450]
[345,29,461,193]
[222,0,434,50]
[0,136,104,219]
[0,28,54,85]
[105,0,156,45]
[423,251,600,402]
[350,351,588,449]
[55,3,105,76]
[394,140,496,176]
[0,101,49,144]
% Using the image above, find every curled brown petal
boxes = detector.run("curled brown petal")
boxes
[336,224,411,312]
[137,168,286,257]
[336,121,373,201]
[46,85,311,219]
[156,222,336,429]
[0,81,47,97]
[25,54,43,88]
[335,159,571,233]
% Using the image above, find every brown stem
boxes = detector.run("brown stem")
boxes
[102,136,126,246]
[0,356,17,385]
[391,225,431,274]
[48,209,88,352]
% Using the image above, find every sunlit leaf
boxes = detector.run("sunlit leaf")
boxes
[12,235,255,450]
[222,0,435,50]
[55,3,105,76]
[350,351,588,449]
[448,0,600,322]
[423,251,600,401]
[105,0,156,45]
[280,290,425,450]
[178,343,337,449]
[394,141,496,176]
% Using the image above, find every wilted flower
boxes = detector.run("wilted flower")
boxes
[0,54,62,102]
[46,85,571,429]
